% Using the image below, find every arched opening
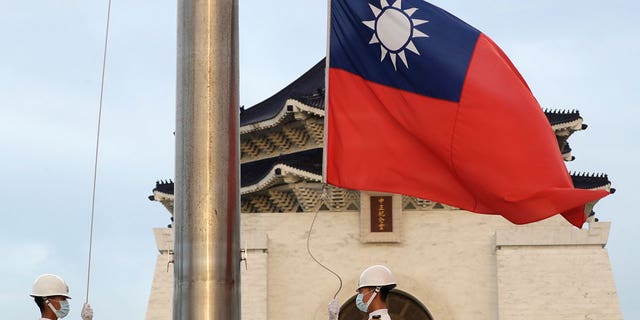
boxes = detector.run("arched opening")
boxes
[339,289,434,320]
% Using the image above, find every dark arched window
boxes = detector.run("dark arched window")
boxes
[339,289,434,320]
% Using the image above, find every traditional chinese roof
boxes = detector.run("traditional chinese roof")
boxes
[149,180,175,214]
[570,173,615,192]
[240,60,325,128]
[150,59,612,217]
[150,165,611,215]
[241,148,323,194]
[544,109,587,161]
[544,109,586,129]
[240,60,587,160]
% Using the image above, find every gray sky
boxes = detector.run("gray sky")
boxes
[1,0,637,319]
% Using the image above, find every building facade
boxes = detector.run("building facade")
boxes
[147,60,621,320]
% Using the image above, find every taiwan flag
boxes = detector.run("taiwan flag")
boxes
[324,0,609,227]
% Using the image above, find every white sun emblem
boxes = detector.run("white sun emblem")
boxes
[362,0,429,70]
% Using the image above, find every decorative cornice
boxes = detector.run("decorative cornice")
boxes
[240,164,322,195]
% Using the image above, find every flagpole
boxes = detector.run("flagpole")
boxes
[174,0,240,319]
[322,0,332,183]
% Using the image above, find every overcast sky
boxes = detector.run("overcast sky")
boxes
[1,0,637,319]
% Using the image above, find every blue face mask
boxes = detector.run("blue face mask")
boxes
[56,300,71,318]
[47,299,70,319]
[355,289,378,313]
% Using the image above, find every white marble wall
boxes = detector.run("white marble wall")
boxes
[146,208,622,320]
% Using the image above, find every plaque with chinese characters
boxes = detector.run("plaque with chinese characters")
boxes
[370,196,393,232]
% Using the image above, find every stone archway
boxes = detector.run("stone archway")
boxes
[339,289,434,320]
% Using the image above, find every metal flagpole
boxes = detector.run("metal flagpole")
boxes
[174,0,240,319]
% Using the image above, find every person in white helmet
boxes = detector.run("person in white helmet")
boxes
[355,265,396,320]
[328,265,397,320]
[30,274,94,320]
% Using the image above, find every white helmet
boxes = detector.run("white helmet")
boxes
[30,274,71,298]
[357,265,396,289]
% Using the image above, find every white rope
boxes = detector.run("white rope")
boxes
[306,184,343,299]
[85,0,112,304]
